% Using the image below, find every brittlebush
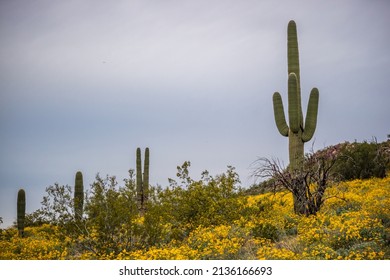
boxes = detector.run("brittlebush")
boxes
[1,177,389,259]
[0,224,70,260]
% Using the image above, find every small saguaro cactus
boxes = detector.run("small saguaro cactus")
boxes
[272,20,319,172]
[17,189,26,237]
[136,147,149,215]
[74,171,84,221]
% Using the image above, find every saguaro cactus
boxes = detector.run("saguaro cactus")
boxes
[272,20,319,214]
[74,171,84,221]
[136,147,149,215]
[272,20,319,172]
[17,189,26,237]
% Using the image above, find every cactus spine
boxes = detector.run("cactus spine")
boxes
[17,189,26,237]
[74,171,84,221]
[272,20,319,172]
[136,147,149,215]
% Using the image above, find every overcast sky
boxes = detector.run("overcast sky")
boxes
[1,0,389,228]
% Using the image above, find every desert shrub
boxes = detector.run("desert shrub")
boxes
[252,146,339,216]
[81,172,144,255]
[283,215,299,236]
[2,164,388,260]
[186,225,246,259]
[156,163,244,239]
[251,222,280,242]
[0,224,69,260]
[333,140,389,180]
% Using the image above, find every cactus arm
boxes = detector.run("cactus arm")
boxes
[302,87,319,142]
[272,92,289,137]
[288,73,301,133]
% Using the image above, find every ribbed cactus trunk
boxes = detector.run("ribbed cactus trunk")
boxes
[17,189,26,237]
[272,20,319,214]
[143,147,150,206]
[136,147,149,215]
[136,148,143,213]
[74,171,84,221]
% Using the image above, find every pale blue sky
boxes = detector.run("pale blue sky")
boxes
[1,0,389,227]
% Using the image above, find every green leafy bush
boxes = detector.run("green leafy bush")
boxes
[153,162,244,240]
[333,140,389,180]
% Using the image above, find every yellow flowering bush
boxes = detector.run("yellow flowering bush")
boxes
[116,243,200,260]
[185,225,246,259]
[250,176,389,260]
[112,225,250,260]
[1,176,389,260]
[0,224,69,260]
[256,237,298,259]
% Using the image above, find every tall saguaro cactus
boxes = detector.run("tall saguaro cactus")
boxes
[272,20,319,214]
[74,171,84,221]
[272,20,319,172]
[17,189,26,237]
[136,147,150,215]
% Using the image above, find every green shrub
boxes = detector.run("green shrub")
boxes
[333,140,389,180]
[156,163,243,239]
[251,223,281,242]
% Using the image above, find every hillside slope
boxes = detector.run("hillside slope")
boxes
[1,176,389,260]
